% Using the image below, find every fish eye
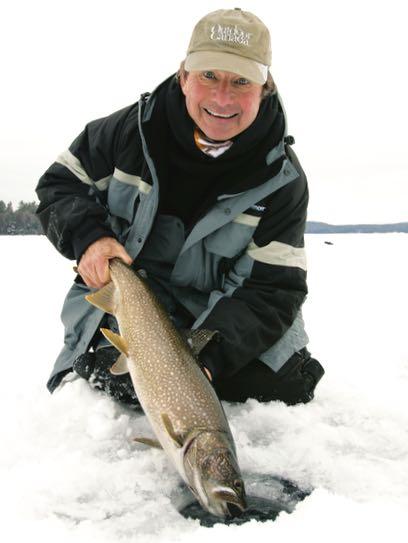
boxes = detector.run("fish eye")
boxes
[233,479,243,491]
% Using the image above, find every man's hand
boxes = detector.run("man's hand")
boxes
[78,237,133,288]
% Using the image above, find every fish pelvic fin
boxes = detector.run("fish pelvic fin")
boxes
[85,282,116,315]
[100,328,129,356]
[133,437,163,449]
[161,414,183,448]
[109,353,129,375]
[183,329,221,356]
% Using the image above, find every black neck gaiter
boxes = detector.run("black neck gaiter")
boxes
[144,75,285,229]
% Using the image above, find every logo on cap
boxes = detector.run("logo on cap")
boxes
[210,24,252,46]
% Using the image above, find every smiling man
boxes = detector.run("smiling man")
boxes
[180,70,263,141]
[36,8,324,405]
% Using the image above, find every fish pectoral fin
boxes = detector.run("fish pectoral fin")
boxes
[161,413,183,448]
[109,353,129,375]
[85,282,116,314]
[133,437,163,449]
[100,328,129,356]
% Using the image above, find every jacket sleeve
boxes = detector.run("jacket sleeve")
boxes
[198,153,309,381]
[35,104,135,261]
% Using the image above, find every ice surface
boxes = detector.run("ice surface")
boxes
[1,234,407,542]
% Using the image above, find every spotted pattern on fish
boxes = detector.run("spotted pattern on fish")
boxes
[107,260,234,454]
[87,259,245,517]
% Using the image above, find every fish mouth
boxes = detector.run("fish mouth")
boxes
[226,502,245,518]
[212,489,247,518]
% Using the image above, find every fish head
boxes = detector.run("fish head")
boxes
[200,447,247,518]
[183,431,247,518]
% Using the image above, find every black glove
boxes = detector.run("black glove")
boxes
[73,347,140,407]
[275,348,325,405]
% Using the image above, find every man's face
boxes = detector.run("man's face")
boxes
[180,69,263,141]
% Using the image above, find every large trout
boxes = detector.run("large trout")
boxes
[86,258,246,518]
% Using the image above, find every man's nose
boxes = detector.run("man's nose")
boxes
[211,81,235,107]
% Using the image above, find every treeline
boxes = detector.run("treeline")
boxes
[306,221,408,234]
[0,200,43,235]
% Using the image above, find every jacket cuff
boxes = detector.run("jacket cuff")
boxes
[71,221,117,262]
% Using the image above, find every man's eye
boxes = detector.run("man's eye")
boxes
[235,77,250,85]
[203,71,216,80]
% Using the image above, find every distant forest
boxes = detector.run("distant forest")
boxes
[0,200,43,235]
[1,200,407,235]
[306,221,408,234]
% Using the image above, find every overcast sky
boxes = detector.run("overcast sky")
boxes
[1,0,407,223]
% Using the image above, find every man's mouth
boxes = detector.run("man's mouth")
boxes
[203,108,238,119]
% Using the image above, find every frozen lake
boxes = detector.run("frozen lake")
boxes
[1,234,407,542]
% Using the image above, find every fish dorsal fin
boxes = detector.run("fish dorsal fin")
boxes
[85,282,116,314]
[100,328,129,356]
[161,413,183,448]
[133,437,163,449]
[109,353,129,375]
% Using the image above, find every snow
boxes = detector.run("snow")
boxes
[1,234,408,542]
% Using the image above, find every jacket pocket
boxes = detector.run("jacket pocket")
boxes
[204,220,256,258]
[107,176,140,223]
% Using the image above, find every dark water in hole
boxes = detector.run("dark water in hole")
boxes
[172,474,312,527]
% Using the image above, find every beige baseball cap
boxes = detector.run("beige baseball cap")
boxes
[185,8,271,85]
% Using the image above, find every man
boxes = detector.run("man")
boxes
[36,8,324,406]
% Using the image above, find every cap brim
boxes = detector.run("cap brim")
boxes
[185,51,268,85]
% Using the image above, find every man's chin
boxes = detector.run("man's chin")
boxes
[198,123,240,142]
